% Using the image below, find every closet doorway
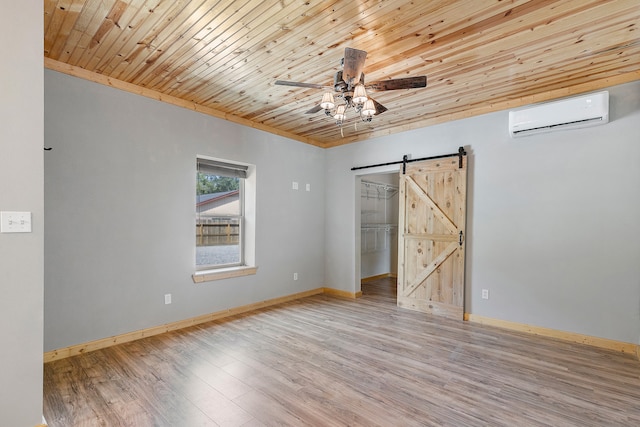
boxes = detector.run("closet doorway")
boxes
[359,172,399,283]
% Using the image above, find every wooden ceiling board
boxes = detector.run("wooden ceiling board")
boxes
[97,1,185,76]
[51,0,103,61]
[119,0,222,83]
[44,0,640,147]
[156,1,315,96]
[77,0,148,70]
[130,0,257,87]
[162,1,363,96]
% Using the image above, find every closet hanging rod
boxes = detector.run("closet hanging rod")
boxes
[361,180,398,191]
[351,146,466,173]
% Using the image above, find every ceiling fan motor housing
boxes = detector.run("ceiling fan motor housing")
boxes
[334,71,347,92]
[334,70,365,92]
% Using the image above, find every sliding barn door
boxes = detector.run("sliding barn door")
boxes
[397,155,467,319]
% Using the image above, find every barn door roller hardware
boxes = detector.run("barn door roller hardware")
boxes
[351,146,467,173]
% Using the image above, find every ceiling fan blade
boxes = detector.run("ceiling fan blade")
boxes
[366,76,427,91]
[275,80,327,90]
[305,104,323,114]
[342,48,367,87]
[370,98,388,115]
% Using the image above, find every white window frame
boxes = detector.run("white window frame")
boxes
[193,156,257,283]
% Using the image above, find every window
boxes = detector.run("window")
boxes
[196,157,248,270]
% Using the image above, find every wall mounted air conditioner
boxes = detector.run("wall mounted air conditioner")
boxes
[509,91,609,138]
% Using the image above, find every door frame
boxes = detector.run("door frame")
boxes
[354,166,401,292]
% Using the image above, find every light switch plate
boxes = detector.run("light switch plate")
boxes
[0,211,32,233]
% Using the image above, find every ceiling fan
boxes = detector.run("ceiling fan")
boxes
[275,47,427,129]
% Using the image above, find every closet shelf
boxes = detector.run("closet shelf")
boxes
[361,180,398,200]
[361,223,397,230]
[360,179,398,253]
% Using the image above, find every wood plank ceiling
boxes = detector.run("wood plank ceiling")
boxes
[44,0,640,147]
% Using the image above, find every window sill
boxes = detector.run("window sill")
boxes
[192,265,258,283]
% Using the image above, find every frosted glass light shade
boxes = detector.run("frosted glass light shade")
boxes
[320,92,335,110]
[361,99,376,117]
[353,84,368,104]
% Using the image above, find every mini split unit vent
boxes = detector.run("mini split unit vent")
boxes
[509,91,609,138]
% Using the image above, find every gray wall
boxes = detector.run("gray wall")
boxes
[0,2,44,426]
[326,81,640,345]
[44,70,325,351]
[44,68,640,352]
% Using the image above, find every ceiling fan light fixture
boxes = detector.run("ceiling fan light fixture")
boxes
[353,84,368,105]
[361,99,376,120]
[274,48,427,136]
[320,92,335,110]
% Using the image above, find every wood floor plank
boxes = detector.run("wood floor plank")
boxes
[44,278,640,426]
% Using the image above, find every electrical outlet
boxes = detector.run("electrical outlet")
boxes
[292,181,299,190]
[164,294,172,304]
[293,273,298,280]
[306,183,311,191]
[481,289,489,300]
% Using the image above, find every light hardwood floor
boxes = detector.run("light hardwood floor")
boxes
[43,278,640,426]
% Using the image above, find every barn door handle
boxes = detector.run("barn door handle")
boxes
[459,231,464,246]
